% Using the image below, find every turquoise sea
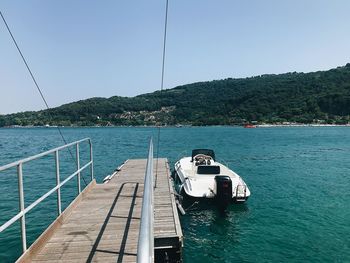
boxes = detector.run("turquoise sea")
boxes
[0,127,349,262]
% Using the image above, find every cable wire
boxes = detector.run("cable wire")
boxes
[155,0,169,188]
[0,10,88,186]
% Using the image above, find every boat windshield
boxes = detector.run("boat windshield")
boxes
[197,165,220,174]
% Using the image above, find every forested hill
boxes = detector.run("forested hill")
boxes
[2,63,350,127]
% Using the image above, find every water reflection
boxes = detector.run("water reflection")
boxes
[183,203,250,262]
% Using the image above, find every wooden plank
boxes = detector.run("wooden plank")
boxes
[16,180,97,263]
[18,158,182,263]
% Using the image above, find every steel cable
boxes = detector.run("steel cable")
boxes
[0,10,88,186]
[155,0,169,188]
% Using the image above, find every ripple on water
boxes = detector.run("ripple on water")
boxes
[0,127,350,262]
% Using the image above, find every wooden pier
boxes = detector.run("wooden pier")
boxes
[18,158,183,263]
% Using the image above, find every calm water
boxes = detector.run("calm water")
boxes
[0,127,349,262]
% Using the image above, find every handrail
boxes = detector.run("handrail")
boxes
[0,138,94,254]
[137,138,154,263]
[236,184,247,199]
[0,138,91,171]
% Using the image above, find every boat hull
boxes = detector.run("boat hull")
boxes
[173,169,249,211]
[175,187,249,211]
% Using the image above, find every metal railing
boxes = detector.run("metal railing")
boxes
[137,138,154,263]
[0,138,94,253]
[235,184,247,200]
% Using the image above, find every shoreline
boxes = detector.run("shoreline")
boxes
[256,124,350,128]
[1,124,350,129]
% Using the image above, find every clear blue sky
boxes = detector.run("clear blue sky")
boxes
[1,0,350,114]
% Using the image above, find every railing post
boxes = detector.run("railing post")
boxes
[17,163,27,252]
[76,143,81,194]
[89,140,94,181]
[55,151,62,215]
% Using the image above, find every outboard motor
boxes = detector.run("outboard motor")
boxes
[215,175,232,209]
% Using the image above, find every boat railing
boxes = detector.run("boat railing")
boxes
[137,138,154,263]
[236,184,247,199]
[0,138,94,253]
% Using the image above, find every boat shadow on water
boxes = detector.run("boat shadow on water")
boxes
[179,195,250,216]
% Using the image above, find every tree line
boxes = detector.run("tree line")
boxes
[1,63,350,127]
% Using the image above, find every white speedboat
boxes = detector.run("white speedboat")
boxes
[173,149,250,209]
